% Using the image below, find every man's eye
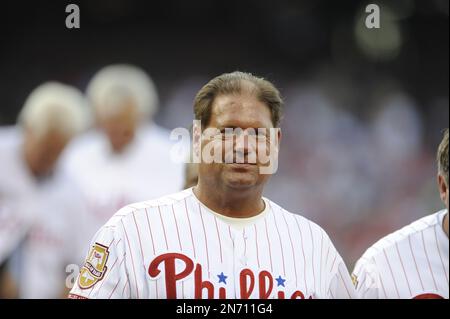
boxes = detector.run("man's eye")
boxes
[257,132,268,139]
[220,130,233,139]
[222,133,234,140]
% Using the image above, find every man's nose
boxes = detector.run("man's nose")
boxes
[234,131,257,157]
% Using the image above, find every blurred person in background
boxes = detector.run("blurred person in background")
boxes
[352,129,449,299]
[61,64,184,254]
[0,82,88,298]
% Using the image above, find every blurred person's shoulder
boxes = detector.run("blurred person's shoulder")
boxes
[141,122,182,149]
[64,129,104,156]
[0,125,21,148]
[60,129,106,171]
[137,122,188,171]
[143,122,171,139]
[0,129,24,173]
[359,210,447,261]
[49,163,86,200]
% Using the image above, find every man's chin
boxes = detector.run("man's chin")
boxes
[222,174,258,190]
[224,181,256,190]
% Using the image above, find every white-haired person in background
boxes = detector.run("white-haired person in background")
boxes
[61,64,185,256]
[0,82,89,298]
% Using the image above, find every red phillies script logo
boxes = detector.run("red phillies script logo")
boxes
[413,293,444,299]
[148,252,311,299]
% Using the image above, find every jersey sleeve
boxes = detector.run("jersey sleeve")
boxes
[319,232,357,299]
[68,222,130,299]
[327,256,358,299]
[352,257,381,299]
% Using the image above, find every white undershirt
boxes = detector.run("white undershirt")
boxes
[191,188,269,230]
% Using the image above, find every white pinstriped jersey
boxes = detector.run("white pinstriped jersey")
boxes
[352,210,449,299]
[69,188,356,299]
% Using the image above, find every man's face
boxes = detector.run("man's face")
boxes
[24,128,71,177]
[197,92,280,191]
[438,173,449,211]
[97,100,138,153]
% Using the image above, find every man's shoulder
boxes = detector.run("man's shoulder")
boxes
[0,135,30,187]
[358,210,443,263]
[61,130,104,164]
[0,125,20,149]
[103,189,194,228]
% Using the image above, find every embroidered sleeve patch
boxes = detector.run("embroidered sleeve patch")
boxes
[78,243,110,289]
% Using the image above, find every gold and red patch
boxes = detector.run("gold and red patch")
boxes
[78,243,110,289]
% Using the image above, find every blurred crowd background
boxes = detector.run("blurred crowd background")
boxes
[0,0,448,298]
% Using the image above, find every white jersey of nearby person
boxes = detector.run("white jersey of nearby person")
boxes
[0,134,87,298]
[0,125,20,147]
[0,131,37,264]
[18,168,87,298]
[352,210,449,299]
[69,188,356,299]
[61,122,185,250]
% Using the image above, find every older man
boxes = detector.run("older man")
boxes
[61,65,185,252]
[69,71,356,299]
[0,82,88,298]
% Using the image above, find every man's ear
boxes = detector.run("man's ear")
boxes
[277,128,282,148]
[271,127,282,153]
[438,173,448,203]
[192,120,202,163]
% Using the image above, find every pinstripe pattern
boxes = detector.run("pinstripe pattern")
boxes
[69,188,356,299]
[353,210,449,299]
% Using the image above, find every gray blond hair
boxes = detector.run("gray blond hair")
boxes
[18,82,88,139]
[437,128,449,184]
[193,71,283,128]
[86,64,159,121]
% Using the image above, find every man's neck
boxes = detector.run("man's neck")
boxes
[193,183,265,218]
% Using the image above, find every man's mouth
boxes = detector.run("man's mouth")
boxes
[226,163,257,170]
